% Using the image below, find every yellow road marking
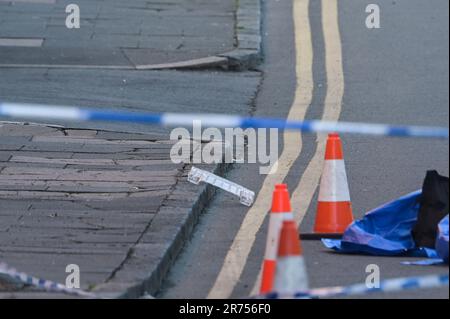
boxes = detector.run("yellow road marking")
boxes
[207,0,314,299]
[250,0,345,296]
[292,0,345,225]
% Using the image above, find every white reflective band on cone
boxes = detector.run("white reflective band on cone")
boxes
[264,213,293,260]
[274,256,309,294]
[318,160,351,202]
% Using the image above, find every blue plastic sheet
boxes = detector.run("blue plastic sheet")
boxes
[323,190,438,258]
[436,215,449,264]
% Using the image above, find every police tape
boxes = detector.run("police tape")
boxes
[0,262,98,298]
[2,260,448,299]
[255,274,449,299]
[0,102,448,139]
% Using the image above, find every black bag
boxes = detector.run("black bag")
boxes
[412,171,449,248]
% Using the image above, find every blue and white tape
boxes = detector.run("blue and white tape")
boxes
[256,274,449,299]
[2,260,448,299]
[0,262,97,298]
[0,102,448,139]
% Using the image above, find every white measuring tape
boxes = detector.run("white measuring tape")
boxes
[188,167,255,207]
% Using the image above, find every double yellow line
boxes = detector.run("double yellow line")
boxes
[208,0,345,299]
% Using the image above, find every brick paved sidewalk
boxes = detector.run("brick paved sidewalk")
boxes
[0,0,236,66]
[0,122,220,298]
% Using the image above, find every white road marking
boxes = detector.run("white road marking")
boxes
[208,0,314,299]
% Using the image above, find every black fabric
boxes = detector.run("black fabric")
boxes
[412,170,449,248]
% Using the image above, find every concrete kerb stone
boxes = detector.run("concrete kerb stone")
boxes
[218,0,263,70]
[93,162,232,298]
[143,0,264,71]
[136,0,263,71]
[135,56,229,71]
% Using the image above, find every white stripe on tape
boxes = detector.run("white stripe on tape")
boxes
[310,121,390,136]
[0,262,97,298]
[318,160,351,202]
[256,274,449,299]
[0,103,84,121]
[162,113,241,128]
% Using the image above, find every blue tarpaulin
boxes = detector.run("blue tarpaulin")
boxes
[323,190,439,258]
[436,215,449,264]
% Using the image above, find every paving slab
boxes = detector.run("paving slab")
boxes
[0,122,226,298]
[0,0,236,67]
[0,0,263,70]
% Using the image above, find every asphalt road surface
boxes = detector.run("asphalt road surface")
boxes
[159,0,449,299]
[0,68,260,135]
[0,0,448,300]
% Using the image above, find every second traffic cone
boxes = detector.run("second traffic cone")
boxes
[314,133,354,234]
[274,220,309,294]
[260,184,293,294]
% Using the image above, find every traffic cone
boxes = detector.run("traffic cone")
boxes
[260,184,294,294]
[314,133,354,234]
[274,220,309,294]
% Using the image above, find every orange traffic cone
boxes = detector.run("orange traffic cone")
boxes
[314,133,354,234]
[274,220,309,294]
[260,184,294,294]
